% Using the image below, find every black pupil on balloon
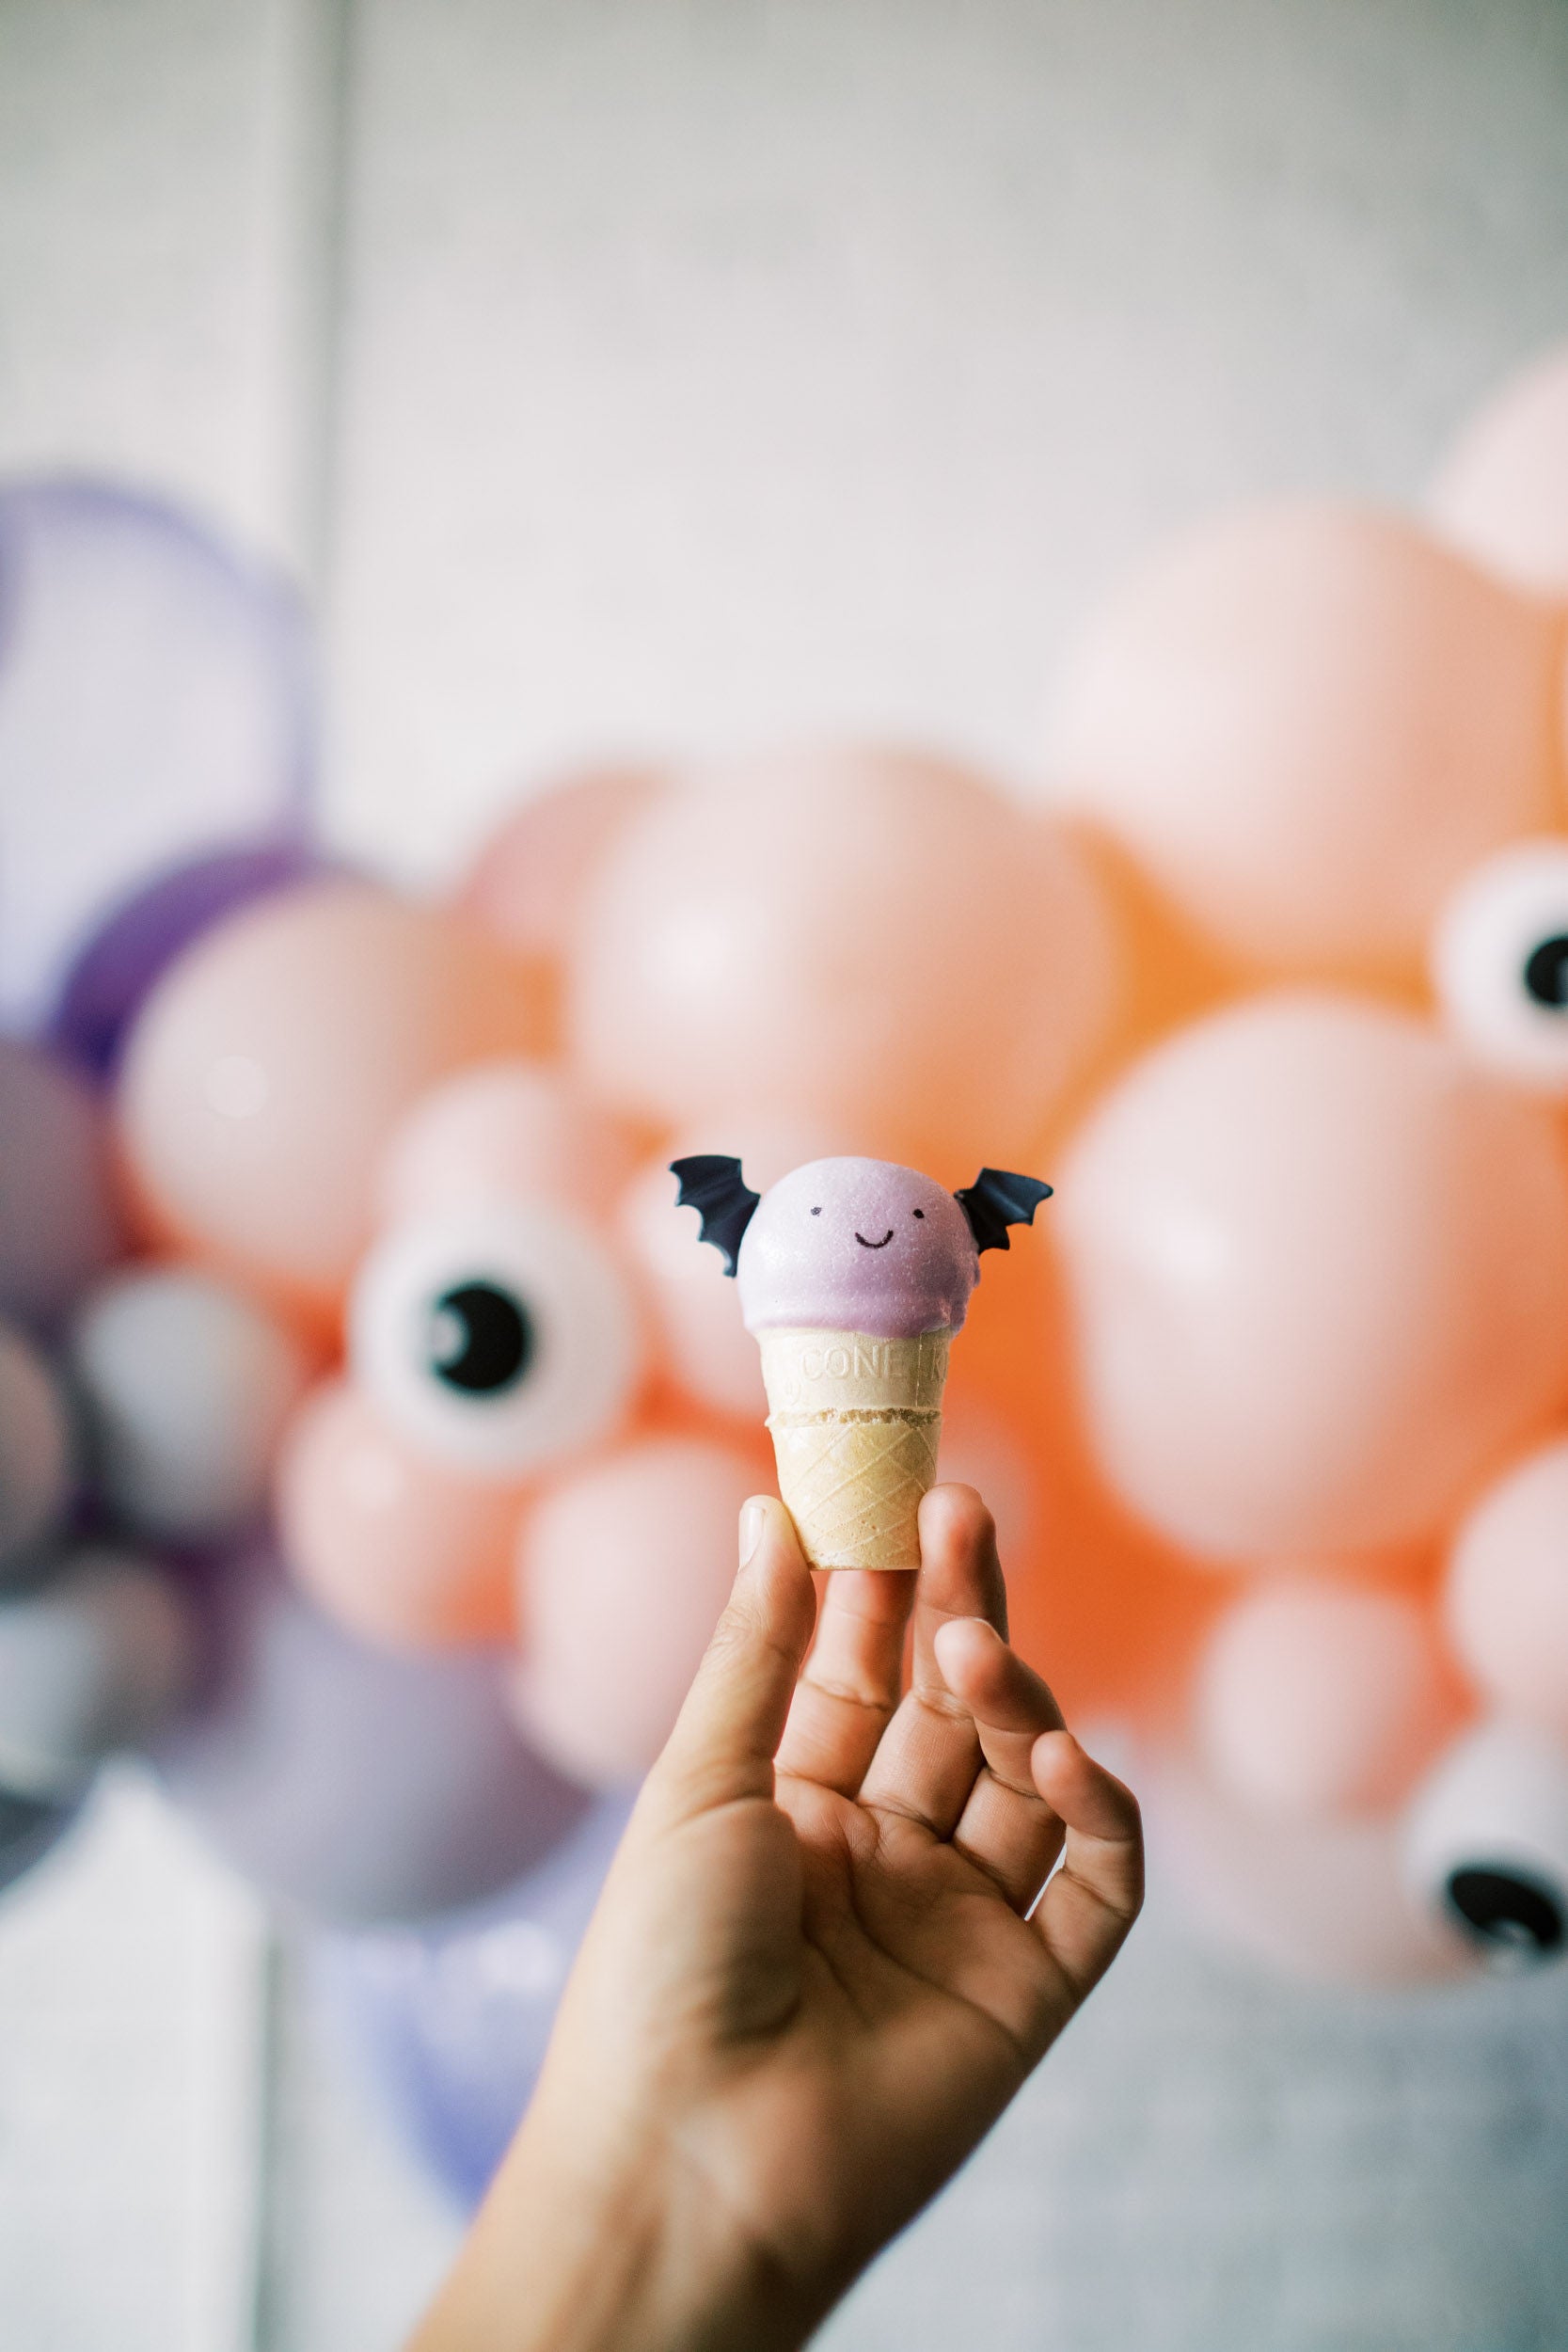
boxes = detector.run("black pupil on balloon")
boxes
[1446,1865,1564,1958]
[1524,933,1568,1009]
[428,1282,533,1395]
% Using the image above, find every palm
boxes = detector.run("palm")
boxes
[618,1489,1142,2300]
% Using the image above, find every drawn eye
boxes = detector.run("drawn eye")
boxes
[349,1203,642,1479]
[1402,1719,1568,1966]
[810,1206,822,1216]
[1432,839,1568,1093]
[911,1208,925,1219]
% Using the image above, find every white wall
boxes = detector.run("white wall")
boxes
[2,4,1567,2345]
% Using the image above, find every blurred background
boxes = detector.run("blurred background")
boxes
[3,2,1568,2345]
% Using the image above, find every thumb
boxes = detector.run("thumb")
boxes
[644,1495,816,1823]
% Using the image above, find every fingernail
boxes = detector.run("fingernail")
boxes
[738,1499,765,1567]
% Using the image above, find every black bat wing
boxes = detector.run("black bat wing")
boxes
[954,1167,1053,1254]
[669,1154,761,1276]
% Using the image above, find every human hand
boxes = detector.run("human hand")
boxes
[414,1485,1142,2352]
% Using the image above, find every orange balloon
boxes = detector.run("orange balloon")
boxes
[513,1427,769,1788]
[1043,501,1564,983]
[1056,992,1568,1559]
[1194,1576,1464,1820]
[277,1378,523,1648]
[379,1060,637,1227]
[567,749,1118,1181]
[118,880,547,1314]
[1445,1437,1568,1740]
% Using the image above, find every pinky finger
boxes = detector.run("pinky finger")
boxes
[1028,1732,1144,2005]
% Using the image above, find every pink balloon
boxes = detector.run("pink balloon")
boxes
[277,1380,525,1648]
[513,1434,763,1788]
[1428,342,1568,598]
[567,750,1117,1176]
[379,1061,637,1227]
[455,768,661,964]
[1055,993,1568,1559]
[1195,1576,1462,1820]
[618,1116,858,1422]
[1043,502,1563,980]
[1446,1438,1568,1740]
[118,880,547,1311]
[1148,1745,1473,1985]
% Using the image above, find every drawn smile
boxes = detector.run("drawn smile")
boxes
[854,1229,895,1249]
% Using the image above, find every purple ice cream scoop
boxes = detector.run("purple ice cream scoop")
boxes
[736,1158,980,1337]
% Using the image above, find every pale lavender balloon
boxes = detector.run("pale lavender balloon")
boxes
[0,1039,123,1327]
[0,1786,78,1896]
[49,839,321,1078]
[0,478,314,1031]
[314,1791,633,2204]
[151,1548,590,1927]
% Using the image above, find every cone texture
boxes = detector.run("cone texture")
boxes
[757,1327,950,1570]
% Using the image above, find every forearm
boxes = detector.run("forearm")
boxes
[407,2093,816,2352]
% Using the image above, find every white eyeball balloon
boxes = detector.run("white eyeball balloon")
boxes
[0,1548,195,1797]
[1402,1719,1568,1967]
[349,1204,642,1480]
[1445,1440,1568,1740]
[69,1265,312,1539]
[0,1323,74,1576]
[1432,838,1568,1093]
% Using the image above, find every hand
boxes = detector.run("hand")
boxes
[414,1486,1142,2352]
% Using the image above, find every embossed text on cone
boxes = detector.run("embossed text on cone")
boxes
[758,1327,949,1570]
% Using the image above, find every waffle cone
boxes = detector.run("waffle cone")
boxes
[756,1327,950,1571]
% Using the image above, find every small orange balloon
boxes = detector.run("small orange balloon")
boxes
[379,1060,637,1227]
[277,1379,524,1648]
[118,880,548,1313]
[1428,342,1568,600]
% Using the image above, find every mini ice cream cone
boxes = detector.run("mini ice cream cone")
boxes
[758,1327,950,1570]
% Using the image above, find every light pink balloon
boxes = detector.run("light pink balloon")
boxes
[567,749,1117,1176]
[379,1061,637,1227]
[455,768,661,964]
[1148,1745,1473,1985]
[1196,1576,1461,1820]
[512,1435,761,1788]
[118,880,546,1311]
[1446,1438,1568,1740]
[1043,501,1563,978]
[276,1380,526,1648]
[1428,343,1568,599]
[618,1116,858,1422]
[1055,993,1568,1559]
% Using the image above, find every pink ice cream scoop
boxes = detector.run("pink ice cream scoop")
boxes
[669,1153,1053,1333]
[670,1154,1053,1571]
[736,1157,980,1336]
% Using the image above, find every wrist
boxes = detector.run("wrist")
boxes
[410,2085,811,2352]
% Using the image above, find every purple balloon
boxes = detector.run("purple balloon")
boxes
[315,1791,633,2205]
[0,1038,124,1328]
[49,838,322,1077]
[0,477,314,1033]
[152,1548,590,1927]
